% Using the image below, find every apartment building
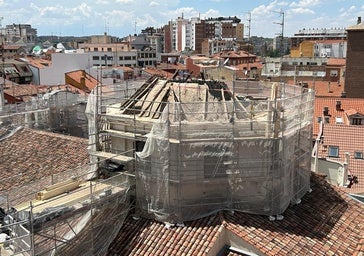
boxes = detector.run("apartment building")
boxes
[290,27,346,48]
[165,16,244,54]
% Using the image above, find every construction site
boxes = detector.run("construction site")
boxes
[0,75,315,255]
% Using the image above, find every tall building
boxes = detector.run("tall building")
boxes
[165,16,243,54]
[345,17,364,98]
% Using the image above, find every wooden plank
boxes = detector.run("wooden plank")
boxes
[103,129,145,140]
[90,151,134,163]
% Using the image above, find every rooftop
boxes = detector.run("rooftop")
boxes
[0,126,89,193]
[108,174,364,256]
[318,124,364,194]
[313,97,364,136]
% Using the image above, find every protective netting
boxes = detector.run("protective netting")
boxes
[133,81,314,223]
[0,173,131,256]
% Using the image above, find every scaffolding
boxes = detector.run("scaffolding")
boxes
[0,78,146,256]
[0,167,132,256]
[100,77,314,223]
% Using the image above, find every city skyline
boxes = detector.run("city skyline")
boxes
[1,0,363,38]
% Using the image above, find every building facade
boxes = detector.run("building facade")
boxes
[344,18,364,98]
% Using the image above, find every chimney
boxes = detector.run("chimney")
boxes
[323,106,329,116]
[336,100,342,110]
[358,17,362,25]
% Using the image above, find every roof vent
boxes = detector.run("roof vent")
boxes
[358,17,362,25]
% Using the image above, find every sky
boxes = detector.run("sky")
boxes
[1,0,364,38]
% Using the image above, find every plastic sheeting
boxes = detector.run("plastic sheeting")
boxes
[135,82,314,223]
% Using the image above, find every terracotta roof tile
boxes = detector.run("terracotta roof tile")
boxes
[286,80,345,97]
[65,70,98,92]
[318,124,364,193]
[0,126,89,192]
[327,58,346,66]
[3,83,39,102]
[313,97,364,136]
[108,174,364,256]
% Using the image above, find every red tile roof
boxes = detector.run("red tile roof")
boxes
[20,56,52,69]
[3,84,39,102]
[313,98,364,136]
[108,174,364,256]
[318,124,364,193]
[65,70,98,92]
[287,80,345,97]
[0,126,89,192]
[215,50,257,59]
[327,58,346,66]
[144,67,174,79]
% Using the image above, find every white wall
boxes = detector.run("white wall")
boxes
[38,53,91,85]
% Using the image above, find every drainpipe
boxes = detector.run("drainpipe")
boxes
[314,138,320,173]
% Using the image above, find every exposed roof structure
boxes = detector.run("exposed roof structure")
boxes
[0,126,89,192]
[108,174,364,256]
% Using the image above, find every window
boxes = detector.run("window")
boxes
[335,117,343,124]
[317,117,322,123]
[93,56,99,60]
[328,146,339,157]
[93,47,98,51]
[354,151,363,159]
[352,118,362,125]
[107,47,112,52]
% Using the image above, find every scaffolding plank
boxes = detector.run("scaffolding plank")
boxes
[90,151,134,163]
[103,129,145,140]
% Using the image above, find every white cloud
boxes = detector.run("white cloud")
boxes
[290,8,314,14]
[149,1,160,7]
[95,0,109,4]
[290,0,322,8]
[115,0,133,3]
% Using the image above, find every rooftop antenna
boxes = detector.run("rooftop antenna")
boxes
[134,21,137,35]
[244,12,251,44]
[273,9,285,57]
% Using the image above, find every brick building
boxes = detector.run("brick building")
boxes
[345,17,364,98]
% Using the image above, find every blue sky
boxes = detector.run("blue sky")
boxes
[1,0,363,38]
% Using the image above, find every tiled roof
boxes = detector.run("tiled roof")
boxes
[313,97,364,136]
[318,124,364,193]
[0,126,89,192]
[20,57,52,69]
[3,83,39,102]
[327,58,346,66]
[65,70,98,92]
[144,67,174,79]
[108,174,364,255]
[215,50,257,59]
[286,80,344,97]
